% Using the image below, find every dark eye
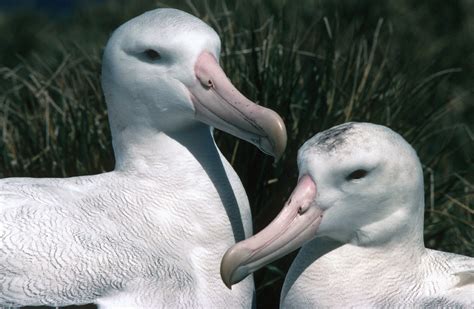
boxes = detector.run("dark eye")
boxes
[346,169,368,181]
[144,49,161,60]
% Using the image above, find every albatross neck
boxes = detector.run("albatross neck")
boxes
[111,122,219,173]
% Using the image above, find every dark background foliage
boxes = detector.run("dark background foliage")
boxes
[0,0,472,308]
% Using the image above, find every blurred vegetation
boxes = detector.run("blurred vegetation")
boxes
[0,0,472,308]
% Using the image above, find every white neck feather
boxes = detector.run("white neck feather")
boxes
[282,196,428,307]
[110,121,214,172]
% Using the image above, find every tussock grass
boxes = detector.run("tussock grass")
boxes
[0,0,472,308]
[0,49,112,177]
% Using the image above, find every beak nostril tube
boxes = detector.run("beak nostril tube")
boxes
[190,51,287,159]
[220,174,322,288]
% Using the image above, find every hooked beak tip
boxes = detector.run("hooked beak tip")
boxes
[220,254,234,289]
[274,121,287,160]
[220,246,247,289]
[220,262,232,289]
[264,112,287,160]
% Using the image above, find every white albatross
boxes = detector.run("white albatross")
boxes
[0,8,287,308]
[221,122,473,307]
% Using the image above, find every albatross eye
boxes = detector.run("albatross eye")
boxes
[346,169,368,181]
[144,49,161,61]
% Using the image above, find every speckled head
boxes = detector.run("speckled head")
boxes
[299,122,424,241]
[221,122,426,288]
[302,122,356,153]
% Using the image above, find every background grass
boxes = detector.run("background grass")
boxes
[0,0,473,308]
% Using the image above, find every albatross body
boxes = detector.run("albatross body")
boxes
[221,122,473,308]
[0,8,286,308]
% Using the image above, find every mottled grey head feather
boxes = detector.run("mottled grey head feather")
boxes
[305,122,355,152]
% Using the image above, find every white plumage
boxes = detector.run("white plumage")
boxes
[221,122,473,307]
[1,8,286,308]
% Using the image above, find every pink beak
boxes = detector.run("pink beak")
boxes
[220,175,323,288]
[187,52,287,159]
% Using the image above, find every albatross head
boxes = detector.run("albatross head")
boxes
[101,8,286,159]
[221,122,426,287]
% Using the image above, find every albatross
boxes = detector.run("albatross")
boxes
[0,8,286,308]
[221,122,473,307]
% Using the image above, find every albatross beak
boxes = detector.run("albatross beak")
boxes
[220,175,323,288]
[188,51,287,159]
